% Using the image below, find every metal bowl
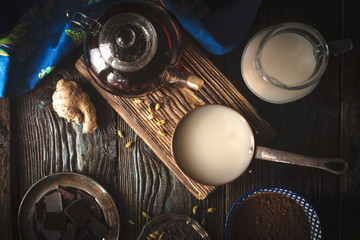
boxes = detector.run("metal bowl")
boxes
[225,187,322,240]
[137,213,209,240]
[18,172,120,240]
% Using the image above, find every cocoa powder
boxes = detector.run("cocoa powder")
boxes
[230,192,311,240]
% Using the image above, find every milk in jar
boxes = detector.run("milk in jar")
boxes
[242,29,319,103]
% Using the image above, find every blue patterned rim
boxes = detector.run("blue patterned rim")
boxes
[225,187,322,240]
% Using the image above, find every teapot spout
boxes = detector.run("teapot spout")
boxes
[166,65,204,91]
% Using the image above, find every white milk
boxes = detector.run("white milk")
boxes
[173,105,254,186]
[242,31,318,103]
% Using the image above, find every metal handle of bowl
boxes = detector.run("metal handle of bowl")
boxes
[254,146,349,175]
[64,10,101,35]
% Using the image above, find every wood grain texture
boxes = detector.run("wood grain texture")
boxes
[9,47,200,240]
[5,0,360,239]
[340,0,360,238]
[75,33,276,200]
[12,49,119,234]
[0,98,11,240]
[223,0,344,239]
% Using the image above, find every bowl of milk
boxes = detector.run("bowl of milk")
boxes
[172,105,255,186]
[171,105,348,186]
[241,22,352,104]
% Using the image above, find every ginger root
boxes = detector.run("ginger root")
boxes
[52,79,98,133]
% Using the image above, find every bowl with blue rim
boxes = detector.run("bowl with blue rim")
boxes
[225,187,322,240]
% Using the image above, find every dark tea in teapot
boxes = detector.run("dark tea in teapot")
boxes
[84,2,182,97]
[65,1,203,97]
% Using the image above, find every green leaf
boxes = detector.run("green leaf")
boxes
[0,38,14,46]
[65,29,86,45]
[0,49,9,57]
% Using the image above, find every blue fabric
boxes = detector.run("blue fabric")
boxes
[0,0,262,98]
[163,0,262,55]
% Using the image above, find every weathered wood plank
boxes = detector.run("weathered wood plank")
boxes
[224,0,343,239]
[0,98,11,240]
[9,1,358,240]
[116,125,196,239]
[76,58,216,200]
[13,49,118,237]
[340,0,360,238]
[76,32,276,200]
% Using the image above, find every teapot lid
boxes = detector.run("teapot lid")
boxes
[98,13,157,72]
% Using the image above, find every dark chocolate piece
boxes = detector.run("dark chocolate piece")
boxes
[35,219,44,235]
[62,223,77,240]
[35,187,109,240]
[57,186,75,200]
[43,212,68,232]
[35,201,46,221]
[77,190,95,208]
[76,226,86,239]
[65,200,93,226]
[57,186,75,207]
[61,185,78,195]
[89,203,104,222]
[86,217,109,240]
[80,231,96,240]
[45,192,63,213]
[36,223,47,239]
[41,228,62,240]
[37,231,47,240]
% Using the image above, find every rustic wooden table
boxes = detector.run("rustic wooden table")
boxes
[1,0,359,239]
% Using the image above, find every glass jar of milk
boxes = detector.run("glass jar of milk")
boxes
[241,22,352,104]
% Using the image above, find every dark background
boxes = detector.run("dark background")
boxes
[0,0,359,239]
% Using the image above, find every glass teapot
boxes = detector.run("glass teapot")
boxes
[65,1,203,97]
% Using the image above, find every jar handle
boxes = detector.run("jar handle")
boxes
[64,10,101,35]
[327,39,353,56]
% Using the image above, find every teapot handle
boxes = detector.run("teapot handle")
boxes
[166,65,204,91]
[64,10,101,35]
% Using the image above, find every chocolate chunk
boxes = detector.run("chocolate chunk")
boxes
[35,201,46,221]
[36,223,48,240]
[37,231,47,240]
[65,200,93,226]
[80,231,96,240]
[45,192,63,213]
[35,219,45,235]
[89,203,104,222]
[61,185,78,195]
[57,186,75,207]
[76,226,86,239]
[35,187,110,240]
[57,186,75,200]
[43,212,68,232]
[86,217,109,240]
[62,223,77,240]
[77,190,95,208]
[42,228,62,240]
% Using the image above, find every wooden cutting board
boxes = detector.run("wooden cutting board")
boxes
[75,34,276,200]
